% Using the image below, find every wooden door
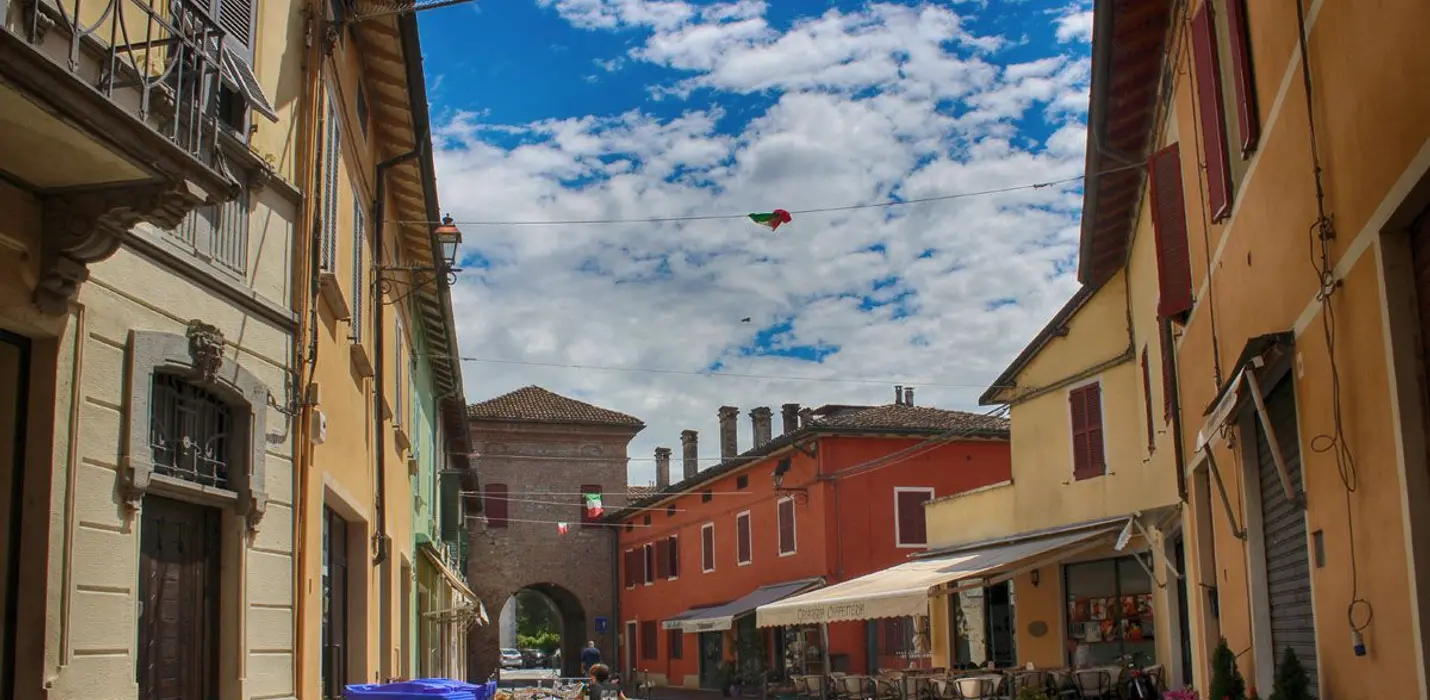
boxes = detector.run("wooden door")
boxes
[1412,208,1430,470]
[0,330,30,698]
[698,632,723,689]
[138,496,220,700]
[323,508,350,699]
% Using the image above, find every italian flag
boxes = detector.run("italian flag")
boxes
[749,209,792,231]
[557,522,570,535]
[584,493,604,519]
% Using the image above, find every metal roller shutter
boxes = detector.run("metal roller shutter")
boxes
[1255,379,1318,693]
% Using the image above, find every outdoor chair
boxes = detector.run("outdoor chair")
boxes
[1070,669,1114,699]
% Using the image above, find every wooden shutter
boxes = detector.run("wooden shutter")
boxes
[579,484,601,528]
[394,316,404,425]
[350,187,365,342]
[439,471,460,541]
[895,491,930,546]
[623,550,635,588]
[1149,144,1194,320]
[736,514,752,563]
[322,97,341,273]
[667,536,680,578]
[1141,346,1156,451]
[1070,384,1106,480]
[1162,331,1177,423]
[701,526,714,571]
[654,538,669,580]
[643,543,654,583]
[215,0,256,57]
[484,484,508,528]
[1191,0,1233,221]
[777,498,796,554]
[1225,0,1260,155]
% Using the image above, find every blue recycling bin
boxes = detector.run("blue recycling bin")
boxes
[344,678,480,700]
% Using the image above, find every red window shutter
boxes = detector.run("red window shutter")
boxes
[895,491,931,546]
[777,499,796,554]
[654,538,669,580]
[736,514,752,563]
[1069,388,1090,476]
[484,484,509,528]
[1149,144,1194,320]
[1141,347,1156,451]
[643,543,654,583]
[667,536,680,578]
[1084,384,1106,479]
[1225,0,1260,155]
[701,526,714,571]
[579,484,601,528]
[1191,1,1233,221]
[624,550,635,588]
[1162,331,1176,423]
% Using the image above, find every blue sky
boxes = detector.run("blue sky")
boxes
[421,0,1094,485]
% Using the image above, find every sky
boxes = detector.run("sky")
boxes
[418,0,1096,487]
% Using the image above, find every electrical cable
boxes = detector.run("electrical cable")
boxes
[1178,3,1224,389]
[390,163,1148,227]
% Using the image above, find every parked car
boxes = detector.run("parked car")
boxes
[500,648,524,669]
[520,648,547,668]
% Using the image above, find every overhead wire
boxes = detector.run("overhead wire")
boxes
[390,163,1148,227]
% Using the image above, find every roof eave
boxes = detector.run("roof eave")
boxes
[1076,0,1118,288]
[978,286,1096,406]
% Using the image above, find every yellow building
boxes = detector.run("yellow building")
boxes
[0,0,298,696]
[292,4,474,698]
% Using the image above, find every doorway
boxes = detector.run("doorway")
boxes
[323,508,351,699]
[698,631,724,689]
[0,330,27,699]
[1173,534,1193,687]
[137,496,221,700]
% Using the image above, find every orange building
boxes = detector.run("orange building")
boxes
[610,390,1011,689]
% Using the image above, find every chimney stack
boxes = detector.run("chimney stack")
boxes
[681,430,699,479]
[718,406,740,461]
[781,403,801,435]
[751,407,773,448]
[798,407,814,428]
[904,387,914,407]
[894,385,904,406]
[655,447,672,488]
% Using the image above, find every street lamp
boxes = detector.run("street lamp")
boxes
[374,214,464,304]
[771,457,808,505]
[433,214,462,269]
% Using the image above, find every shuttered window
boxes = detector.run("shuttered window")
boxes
[643,543,655,584]
[350,187,365,343]
[667,535,680,578]
[1191,1,1233,222]
[640,621,658,660]
[1070,383,1106,480]
[667,629,683,660]
[1161,331,1176,423]
[171,180,250,277]
[777,497,796,555]
[894,489,932,547]
[580,485,602,529]
[483,484,508,528]
[321,97,341,273]
[654,536,669,579]
[394,316,405,426]
[623,549,636,589]
[438,471,461,541]
[1141,346,1156,452]
[701,523,715,572]
[735,512,752,565]
[1225,0,1259,155]
[1149,144,1194,320]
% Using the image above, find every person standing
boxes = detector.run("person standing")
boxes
[581,640,602,675]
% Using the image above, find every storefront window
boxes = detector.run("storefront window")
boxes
[1063,557,1155,667]
[950,581,1016,669]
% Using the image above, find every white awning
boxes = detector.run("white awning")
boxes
[674,578,822,633]
[755,526,1119,628]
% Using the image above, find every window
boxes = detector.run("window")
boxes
[702,490,712,503]
[350,185,366,343]
[580,485,602,529]
[1140,347,1156,452]
[483,484,509,528]
[640,621,658,660]
[1148,143,1193,320]
[701,523,715,573]
[394,316,405,427]
[667,535,680,579]
[666,504,675,517]
[320,95,341,272]
[1069,382,1106,480]
[643,543,655,584]
[170,179,251,276]
[643,514,651,526]
[655,537,669,580]
[736,474,748,490]
[150,374,234,490]
[777,497,796,556]
[1063,557,1155,667]
[667,629,683,660]
[1190,0,1232,221]
[735,511,752,565]
[624,549,637,589]
[894,488,934,547]
[1223,0,1259,155]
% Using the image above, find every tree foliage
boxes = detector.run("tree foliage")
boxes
[1209,638,1246,700]
[1268,647,1312,700]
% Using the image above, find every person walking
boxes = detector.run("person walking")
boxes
[581,641,602,675]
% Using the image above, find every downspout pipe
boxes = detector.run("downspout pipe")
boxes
[1161,317,1189,503]
[610,527,621,678]
[372,142,424,566]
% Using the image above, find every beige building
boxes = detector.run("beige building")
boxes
[0,0,299,697]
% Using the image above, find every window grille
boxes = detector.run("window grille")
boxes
[149,374,234,490]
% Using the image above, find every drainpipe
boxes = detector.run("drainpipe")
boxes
[372,142,424,565]
[1161,317,1189,503]
[610,527,622,678]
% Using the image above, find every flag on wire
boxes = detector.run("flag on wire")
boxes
[748,209,792,231]
[557,522,570,535]
[584,493,605,519]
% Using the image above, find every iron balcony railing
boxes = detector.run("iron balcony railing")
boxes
[22,0,274,170]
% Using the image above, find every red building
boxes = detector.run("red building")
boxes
[611,390,1011,688]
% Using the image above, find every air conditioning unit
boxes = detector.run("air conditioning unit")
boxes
[311,409,327,445]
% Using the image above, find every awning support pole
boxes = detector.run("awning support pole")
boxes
[820,623,831,681]
[1204,446,1248,540]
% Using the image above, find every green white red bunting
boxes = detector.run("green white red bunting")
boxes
[748,209,792,231]
[585,493,604,519]
[557,522,570,535]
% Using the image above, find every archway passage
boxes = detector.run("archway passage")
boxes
[473,582,589,681]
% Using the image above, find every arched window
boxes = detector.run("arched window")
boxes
[150,373,236,490]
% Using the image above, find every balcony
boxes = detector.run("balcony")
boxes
[0,0,276,313]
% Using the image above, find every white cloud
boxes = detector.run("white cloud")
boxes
[437,2,1091,486]
[1053,3,1094,43]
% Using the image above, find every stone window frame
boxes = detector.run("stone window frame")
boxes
[120,321,270,530]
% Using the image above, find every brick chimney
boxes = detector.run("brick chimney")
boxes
[798,407,814,427]
[781,403,800,435]
[718,406,739,461]
[655,447,672,488]
[904,387,914,407]
[751,407,773,448]
[894,384,904,406]
[681,430,699,479]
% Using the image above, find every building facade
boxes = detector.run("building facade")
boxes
[614,393,1011,689]
[291,5,475,698]
[466,386,644,680]
[0,0,296,695]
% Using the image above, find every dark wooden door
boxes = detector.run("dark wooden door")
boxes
[698,632,723,689]
[323,508,350,699]
[0,330,30,699]
[138,496,220,700]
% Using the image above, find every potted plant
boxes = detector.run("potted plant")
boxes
[1268,647,1312,700]
[1209,638,1246,700]
[1016,687,1051,700]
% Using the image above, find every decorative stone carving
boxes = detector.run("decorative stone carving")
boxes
[33,180,206,315]
[186,319,226,383]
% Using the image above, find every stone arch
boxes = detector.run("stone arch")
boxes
[472,582,594,680]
